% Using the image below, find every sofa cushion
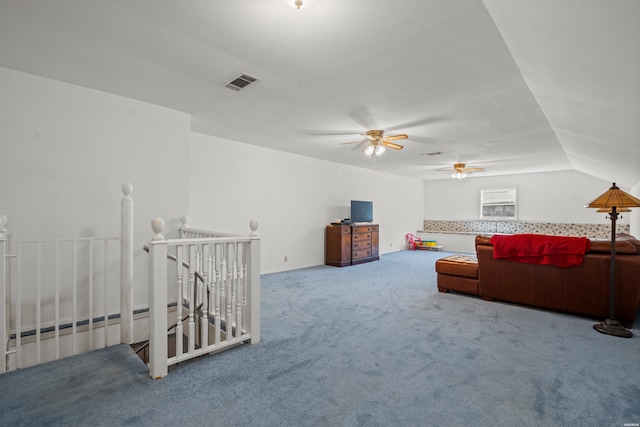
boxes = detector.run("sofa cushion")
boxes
[435,254,478,278]
[589,239,638,255]
[617,233,640,252]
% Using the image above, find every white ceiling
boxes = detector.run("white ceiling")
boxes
[1,0,639,186]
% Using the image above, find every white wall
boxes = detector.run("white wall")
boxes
[188,132,426,273]
[0,67,191,307]
[423,170,630,251]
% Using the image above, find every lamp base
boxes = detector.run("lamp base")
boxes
[593,319,633,338]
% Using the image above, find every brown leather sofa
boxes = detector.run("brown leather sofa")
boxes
[475,233,640,327]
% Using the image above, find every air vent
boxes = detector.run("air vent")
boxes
[224,73,260,91]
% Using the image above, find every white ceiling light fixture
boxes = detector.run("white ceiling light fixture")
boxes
[362,141,386,158]
[452,171,467,180]
[286,0,315,10]
[363,144,375,157]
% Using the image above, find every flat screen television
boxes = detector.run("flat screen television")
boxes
[350,200,373,223]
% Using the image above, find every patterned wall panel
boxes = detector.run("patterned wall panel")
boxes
[422,220,630,240]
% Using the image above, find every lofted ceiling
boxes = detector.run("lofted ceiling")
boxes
[1,0,639,186]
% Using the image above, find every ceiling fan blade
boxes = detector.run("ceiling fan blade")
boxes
[381,140,404,150]
[346,106,377,130]
[384,134,408,141]
[303,130,363,136]
[436,163,486,173]
[385,117,447,132]
[410,136,437,144]
[339,140,365,145]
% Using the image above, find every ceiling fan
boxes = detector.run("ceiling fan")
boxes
[438,163,485,179]
[340,129,407,157]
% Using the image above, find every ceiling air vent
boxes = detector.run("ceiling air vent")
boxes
[224,73,260,91]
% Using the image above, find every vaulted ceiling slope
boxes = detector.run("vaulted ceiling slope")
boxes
[1,0,638,186]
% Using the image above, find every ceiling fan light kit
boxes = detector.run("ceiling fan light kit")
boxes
[453,171,468,180]
[363,144,375,157]
[286,0,315,10]
[362,141,386,158]
[441,163,485,179]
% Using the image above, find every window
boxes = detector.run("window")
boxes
[481,188,517,219]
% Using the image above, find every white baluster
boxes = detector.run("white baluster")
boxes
[221,253,227,340]
[208,248,216,345]
[220,257,227,300]
[240,242,249,338]
[16,243,22,368]
[231,256,238,339]
[214,245,221,345]
[242,262,248,306]
[188,245,195,354]
[196,250,202,308]
[226,247,233,342]
[175,245,183,359]
[200,244,209,348]
[0,223,7,373]
[235,243,243,338]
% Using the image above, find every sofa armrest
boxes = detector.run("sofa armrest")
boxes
[475,235,492,248]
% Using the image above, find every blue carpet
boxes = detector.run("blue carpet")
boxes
[1,250,639,426]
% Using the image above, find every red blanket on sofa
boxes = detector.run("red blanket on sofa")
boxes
[490,234,591,267]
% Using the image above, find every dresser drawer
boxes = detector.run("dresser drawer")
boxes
[352,233,371,241]
[352,248,372,259]
[352,225,376,233]
[352,240,372,250]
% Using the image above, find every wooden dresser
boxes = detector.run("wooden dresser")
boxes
[325,224,379,267]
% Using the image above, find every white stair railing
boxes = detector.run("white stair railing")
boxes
[0,183,135,373]
[147,217,260,379]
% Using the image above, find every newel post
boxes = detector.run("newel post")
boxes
[248,218,261,344]
[120,183,134,344]
[148,217,168,379]
[0,214,7,373]
[0,214,7,239]
[179,214,188,239]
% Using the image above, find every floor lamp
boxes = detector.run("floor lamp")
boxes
[585,183,640,338]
